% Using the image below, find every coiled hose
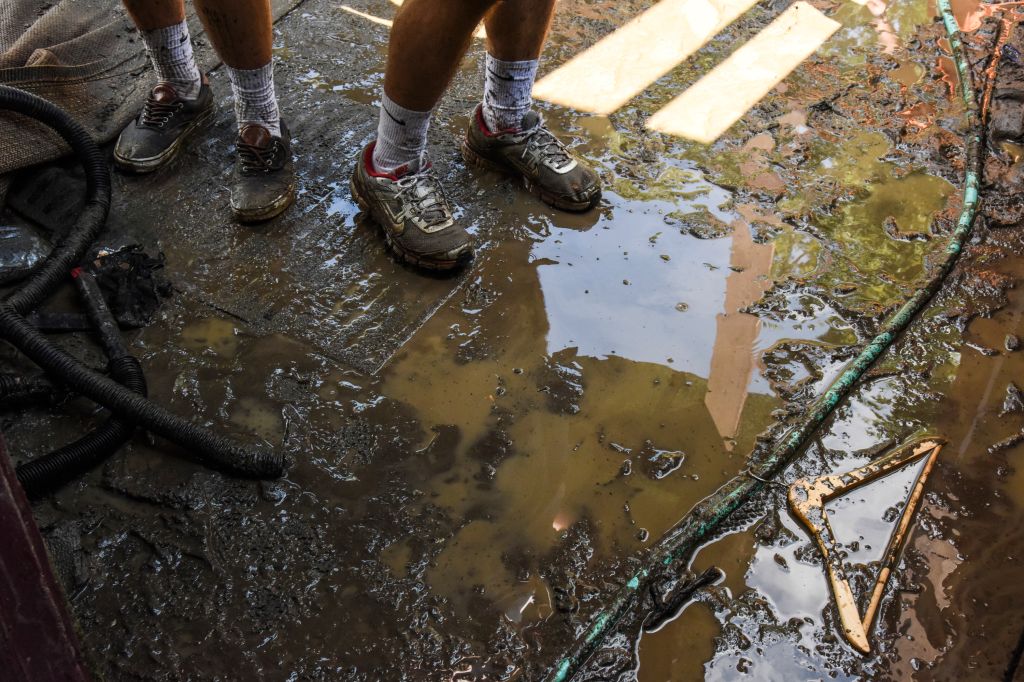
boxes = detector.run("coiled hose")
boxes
[547,0,983,678]
[16,272,148,498]
[0,85,284,481]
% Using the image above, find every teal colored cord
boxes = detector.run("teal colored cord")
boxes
[548,0,982,678]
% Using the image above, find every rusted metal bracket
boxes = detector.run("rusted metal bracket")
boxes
[788,437,944,654]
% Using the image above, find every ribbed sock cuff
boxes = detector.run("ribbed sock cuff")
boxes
[372,91,433,174]
[482,54,539,132]
[140,20,202,100]
[226,62,282,137]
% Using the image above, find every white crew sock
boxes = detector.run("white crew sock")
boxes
[226,62,282,137]
[482,54,539,132]
[140,20,202,100]
[372,91,433,175]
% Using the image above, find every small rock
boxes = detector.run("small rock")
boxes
[1006,334,1020,352]
[1001,382,1024,416]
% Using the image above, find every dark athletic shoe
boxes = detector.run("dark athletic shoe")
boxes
[350,143,473,271]
[230,122,295,223]
[114,81,214,173]
[462,105,601,212]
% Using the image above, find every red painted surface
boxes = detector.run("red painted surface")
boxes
[0,439,92,682]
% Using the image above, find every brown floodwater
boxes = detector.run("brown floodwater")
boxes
[4,0,1024,680]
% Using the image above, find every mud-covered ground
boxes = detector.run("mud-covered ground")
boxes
[3,0,1024,680]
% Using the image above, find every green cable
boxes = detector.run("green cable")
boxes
[548,0,982,678]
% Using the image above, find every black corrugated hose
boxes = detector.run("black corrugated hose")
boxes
[0,373,57,409]
[15,271,148,498]
[0,84,284,485]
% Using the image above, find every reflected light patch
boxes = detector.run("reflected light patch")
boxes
[552,512,573,531]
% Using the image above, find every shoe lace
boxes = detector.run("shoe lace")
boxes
[140,96,183,128]
[394,166,452,226]
[238,140,279,175]
[521,125,574,169]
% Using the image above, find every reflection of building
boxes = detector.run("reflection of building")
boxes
[705,218,774,444]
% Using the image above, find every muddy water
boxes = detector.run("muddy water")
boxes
[5,0,1024,679]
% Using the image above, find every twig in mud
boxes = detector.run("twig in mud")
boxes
[989,429,1024,454]
[642,566,723,633]
[982,12,1015,123]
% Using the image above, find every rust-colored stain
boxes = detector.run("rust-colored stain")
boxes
[954,0,1024,33]
[937,56,959,98]
[897,101,937,129]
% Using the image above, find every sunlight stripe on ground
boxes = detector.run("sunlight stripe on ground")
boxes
[646,2,840,143]
[532,0,760,115]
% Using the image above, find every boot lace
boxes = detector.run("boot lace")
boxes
[395,166,452,226]
[521,125,574,169]
[140,96,183,128]
[238,140,280,175]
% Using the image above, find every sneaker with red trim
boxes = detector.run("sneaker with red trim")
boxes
[462,105,601,212]
[350,143,473,271]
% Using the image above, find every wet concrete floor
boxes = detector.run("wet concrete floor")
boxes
[4,0,1024,679]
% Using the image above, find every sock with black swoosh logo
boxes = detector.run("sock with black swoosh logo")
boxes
[372,91,433,175]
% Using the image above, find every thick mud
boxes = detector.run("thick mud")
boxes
[3,0,1024,680]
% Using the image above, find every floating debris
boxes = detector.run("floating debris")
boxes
[989,430,1024,454]
[1001,382,1024,416]
[788,438,944,654]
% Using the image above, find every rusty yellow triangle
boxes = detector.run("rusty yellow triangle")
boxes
[788,437,944,654]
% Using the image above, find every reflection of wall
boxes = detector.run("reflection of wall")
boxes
[705,218,774,443]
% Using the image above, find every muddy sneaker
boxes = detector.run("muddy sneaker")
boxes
[462,106,601,212]
[114,80,215,173]
[230,122,296,223]
[350,143,473,271]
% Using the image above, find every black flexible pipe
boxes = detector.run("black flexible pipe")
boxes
[0,85,284,479]
[16,356,145,498]
[16,272,147,498]
[0,85,110,315]
[0,373,57,409]
[75,270,127,358]
[0,305,281,477]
